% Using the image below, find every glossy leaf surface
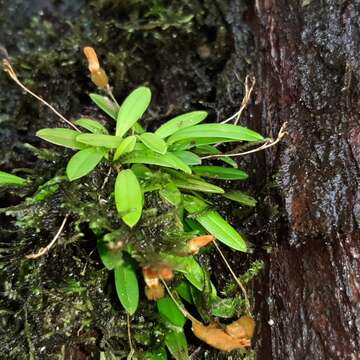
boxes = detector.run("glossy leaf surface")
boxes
[114,169,143,227]
[114,253,139,315]
[167,124,264,144]
[116,87,151,136]
[139,132,168,154]
[223,191,257,207]
[192,166,248,180]
[74,118,109,134]
[36,128,85,149]
[66,147,106,181]
[0,171,26,186]
[183,195,247,252]
[76,134,123,148]
[155,111,207,138]
[113,136,137,160]
[90,93,118,119]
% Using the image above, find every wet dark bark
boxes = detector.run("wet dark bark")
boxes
[247,1,360,359]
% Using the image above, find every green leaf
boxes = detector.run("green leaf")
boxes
[116,87,151,136]
[192,166,248,180]
[122,151,191,174]
[155,111,208,138]
[113,136,137,160]
[157,297,186,327]
[167,170,224,194]
[165,330,188,360]
[114,169,143,228]
[175,256,205,290]
[144,348,168,360]
[176,282,193,304]
[172,151,201,165]
[139,132,168,154]
[167,124,264,144]
[76,134,123,148]
[170,137,233,151]
[223,191,257,207]
[66,147,106,181]
[131,164,153,179]
[36,128,85,149]
[97,241,123,270]
[0,171,26,186]
[183,195,247,252]
[74,118,109,134]
[90,93,118,119]
[114,253,139,315]
[159,183,182,206]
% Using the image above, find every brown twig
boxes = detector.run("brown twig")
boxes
[2,59,80,132]
[25,214,69,259]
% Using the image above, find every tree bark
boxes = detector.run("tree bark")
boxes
[250,1,360,359]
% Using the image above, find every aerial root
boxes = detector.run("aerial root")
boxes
[25,214,70,259]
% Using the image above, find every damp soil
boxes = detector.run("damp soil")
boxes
[0,1,359,360]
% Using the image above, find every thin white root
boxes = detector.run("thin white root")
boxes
[221,75,256,125]
[212,240,251,314]
[201,122,288,160]
[25,214,69,259]
[2,59,80,132]
[127,313,135,360]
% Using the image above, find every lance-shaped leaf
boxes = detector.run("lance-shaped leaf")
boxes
[144,349,168,360]
[97,240,123,270]
[90,93,118,119]
[192,166,248,180]
[169,137,234,151]
[66,147,106,181]
[116,87,151,136]
[183,195,247,252]
[76,134,123,148]
[113,136,137,160]
[36,128,85,149]
[115,169,143,227]
[223,191,257,207]
[172,151,201,165]
[74,118,109,134]
[0,171,26,186]
[167,124,264,144]
[173,256,205,290]
[114,253,139,315]
[139,132,168,154]
[159,182,182,206]
[165,330,188,360]
[166,169,223,194]
[155,111,208,139]
[122,151,191,174]
[157,297,186,327]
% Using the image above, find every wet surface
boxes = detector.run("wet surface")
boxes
[252,0,360,359]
